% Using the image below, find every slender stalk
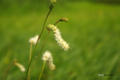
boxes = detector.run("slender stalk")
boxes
[25,9,52,80]
[29,43,32,62]
[38,61,46,80]
[3,62,14,80]
[54,19,61,25]
[28,31,50,77]
[28,43,32,80]
[38,9,52,40]
[25,40,38,80]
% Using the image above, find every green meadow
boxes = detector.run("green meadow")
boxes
[0,1,120,80]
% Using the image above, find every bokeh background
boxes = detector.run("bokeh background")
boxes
[0,0,120,80]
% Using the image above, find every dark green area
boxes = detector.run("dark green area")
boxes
[0,1,120,80]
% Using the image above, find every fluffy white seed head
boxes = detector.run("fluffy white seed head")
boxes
[47,24,70,51]
[42,50,56,71]
[29,35,39,45]
[42,51,53,62]
[14,62,25,72]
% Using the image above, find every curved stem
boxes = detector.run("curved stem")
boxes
[25,9,52,80]
[3,62,14,80]
[54,19,61,25]
[38,9,52,40]
[38,61,46,80]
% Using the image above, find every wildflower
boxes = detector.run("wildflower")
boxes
[29,35,39,44]
[42,51,55,70]
[42,51,53,62]
[47,24,70,51]
[14,61,25,72]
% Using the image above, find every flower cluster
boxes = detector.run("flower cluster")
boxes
[42,51,55,71]
[47,24,70,51]
[29,35,39,45]
[42,50,53,62]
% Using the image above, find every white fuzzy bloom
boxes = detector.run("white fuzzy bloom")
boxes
[42,51,53,62]
[29,35,39,44]
[47,24,70,51]
[14,62,25,72]
[42,50,56,71]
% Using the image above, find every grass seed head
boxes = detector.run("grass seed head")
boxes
[42,50,53,62]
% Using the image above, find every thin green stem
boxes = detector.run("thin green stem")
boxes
[28,31,50,77]
[25,39,39,80]
[28,43,32,80]
[38,61,46,80]
[25,9,52,80]
[3,62,14,80]
[38,9,52,40]
[54,19,61,25]
[29,43,32,62]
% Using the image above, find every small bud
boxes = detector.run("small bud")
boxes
[49,0,56,10]
[60,18,69,22]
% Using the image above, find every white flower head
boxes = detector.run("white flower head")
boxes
[29,35,39,44]
[47,24,70,51]
[42,50,56,71]
[42,51,53,62]
[14,62,25,72]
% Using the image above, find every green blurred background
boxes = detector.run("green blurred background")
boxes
[0,0,120,80]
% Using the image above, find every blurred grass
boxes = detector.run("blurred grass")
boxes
[0,1,120,80]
